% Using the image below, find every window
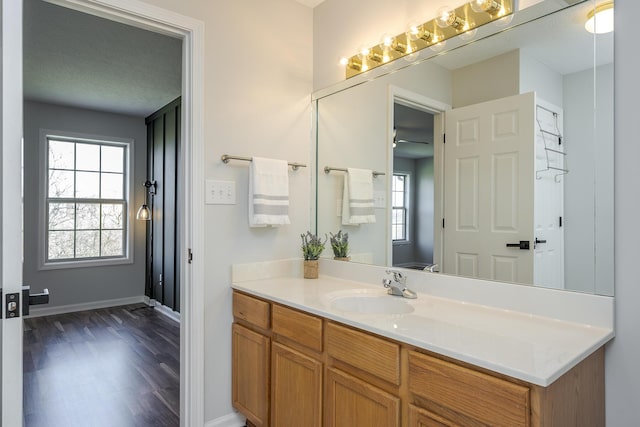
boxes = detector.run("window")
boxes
[392,173,408,241]
[44,134,131,266]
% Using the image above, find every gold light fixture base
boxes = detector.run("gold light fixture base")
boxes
[344,0,513,78]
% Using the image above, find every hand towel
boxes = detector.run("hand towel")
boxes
[342,168,376,225]
[249,157,290,227]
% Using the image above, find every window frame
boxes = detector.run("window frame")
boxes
[392,172,411,245]
[38,129,134,270]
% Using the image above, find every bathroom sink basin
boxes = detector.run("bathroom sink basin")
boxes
[329,291,415,315]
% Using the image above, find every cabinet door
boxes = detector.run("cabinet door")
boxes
[232,323,270,427]
[408,404,458,427]
[325,367,399,427]
[271,342,322,427]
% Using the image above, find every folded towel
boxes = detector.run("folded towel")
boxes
[342,168,376,225]
[249,157,290,227]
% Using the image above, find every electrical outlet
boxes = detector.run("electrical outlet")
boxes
[205,180,236,205]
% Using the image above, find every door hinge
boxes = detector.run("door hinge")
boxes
[559,216,563,227]
[442,218,445,228]
[443,133,446,144]
[188,248,193,264]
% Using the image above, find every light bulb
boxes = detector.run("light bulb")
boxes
[470,0,502,15]
[339,57,349,67]
[407,22,421,41]
[436,6,454,28]
[436,6,466,30]
[136,204,151,221]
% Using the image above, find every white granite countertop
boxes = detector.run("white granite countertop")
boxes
[232,275,614,387]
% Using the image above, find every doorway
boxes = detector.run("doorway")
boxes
[392,103,436,270]
[2,0,205,425]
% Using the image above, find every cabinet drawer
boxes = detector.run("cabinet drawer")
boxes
[233,291,270,330]
[409,351,530,427]
[272,304,323,352]
[326,322,400,385]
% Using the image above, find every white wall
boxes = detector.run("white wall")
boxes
[22,101,147,307]
[138,0,313,422]
[607,1,640,424]
[452,50,520,108]
[519,50,564,108]
[562,63,614,296]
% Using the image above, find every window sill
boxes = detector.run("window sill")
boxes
[393,240,411,246]
[39,256,133,271]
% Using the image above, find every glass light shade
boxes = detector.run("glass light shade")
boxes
[436,6,454,28]
[585,2,614,34]
[136,204,151,221]
[471,0,502,14]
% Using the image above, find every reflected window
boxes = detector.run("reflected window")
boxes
[392,174,408,241]
[45,136,129,264]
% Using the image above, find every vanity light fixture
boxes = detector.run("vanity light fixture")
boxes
[136,180,157,221]
[436,6,468,31]
[341,0,513,78]
[585,1,614,34]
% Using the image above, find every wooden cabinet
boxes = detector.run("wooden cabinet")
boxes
[271,342,322,427]
[232,323,269,427]
[231,290,605,427]
[325,367,400,427]
[408,405,457,427]
[409,351,529,427]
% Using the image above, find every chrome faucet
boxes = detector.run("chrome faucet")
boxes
[423,263,439,273]
[382,269,417,299]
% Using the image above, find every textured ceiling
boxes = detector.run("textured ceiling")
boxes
[23,0,182,117]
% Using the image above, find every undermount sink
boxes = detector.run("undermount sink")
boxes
[328,289,415,315]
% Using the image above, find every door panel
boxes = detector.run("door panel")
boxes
[2,0,25,424]
[533,101,565,289]
[444,92,535,284]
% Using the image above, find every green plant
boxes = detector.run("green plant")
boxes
[301,231,327,260]
[329,230,349,258]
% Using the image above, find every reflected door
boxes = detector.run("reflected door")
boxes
[443,92,535,283]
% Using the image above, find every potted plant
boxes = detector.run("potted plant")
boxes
[329,230,349,261]
[301,231,326,279]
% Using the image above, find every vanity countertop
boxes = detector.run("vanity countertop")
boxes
[232,275,614,387]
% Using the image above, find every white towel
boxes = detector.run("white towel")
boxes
[342,168,376,225]
[249,157,290,227]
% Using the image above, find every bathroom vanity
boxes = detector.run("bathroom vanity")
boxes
[231,260,613,427]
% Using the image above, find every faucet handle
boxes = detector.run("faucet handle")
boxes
[385,269,406,285]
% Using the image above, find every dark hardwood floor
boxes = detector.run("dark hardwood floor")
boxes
[23,304,180,427]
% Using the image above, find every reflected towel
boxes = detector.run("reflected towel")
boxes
[342,168,375,225]
[249,157,290,227]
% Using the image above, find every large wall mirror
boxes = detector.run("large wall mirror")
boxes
[314,0,613,296]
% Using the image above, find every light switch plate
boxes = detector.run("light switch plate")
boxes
[205,179,236,205]
[374,190,386,209]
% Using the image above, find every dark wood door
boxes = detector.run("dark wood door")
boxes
[145,97,180,312]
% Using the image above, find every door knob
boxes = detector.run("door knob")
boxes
[506,240,530,250]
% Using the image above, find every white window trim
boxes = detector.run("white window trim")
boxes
[392,171,411,245]
[38,128,135,270]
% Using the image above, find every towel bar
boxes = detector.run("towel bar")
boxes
[221,154,306,170]
[324,166,385,177]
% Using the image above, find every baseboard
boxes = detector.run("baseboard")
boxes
[153,300,181,323]
[204,412,245,427]
[26,296,146,318]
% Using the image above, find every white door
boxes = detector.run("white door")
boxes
[533,102,565,289]
[443,92,535,283]
[1,0,25,424]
